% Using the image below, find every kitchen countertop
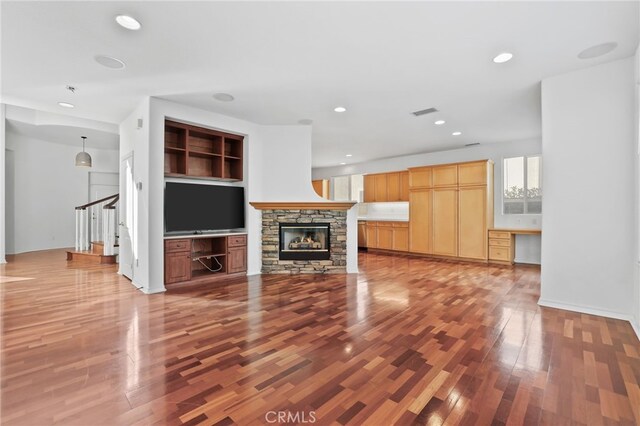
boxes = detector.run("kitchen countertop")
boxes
[358,218,409,222]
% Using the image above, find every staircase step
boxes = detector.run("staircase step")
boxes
[66,250,117,265]
[91,241,120,255]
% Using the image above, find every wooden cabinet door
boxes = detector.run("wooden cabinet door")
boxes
[228,246,247,273]
[364,175,376,202]
[387,173,400,201]
[409,167,432,188]
[400,171,410,201]
[409,189,432,254]
[458,162,487,187]
[358,222,367,247]
[366,223,378,248]
[312,179,329,198]
[433,188,458,256]
[392,226,409,251]
[374,174,388,202]
[433,165,458,187]
[165,251,191,284]
[458,186,487,260]
[377,226,393,250]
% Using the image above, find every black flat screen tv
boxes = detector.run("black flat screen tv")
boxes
[165,182,245,233]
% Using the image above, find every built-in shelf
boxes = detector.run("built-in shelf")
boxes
[164,120,244,181]
[192,251,226,260]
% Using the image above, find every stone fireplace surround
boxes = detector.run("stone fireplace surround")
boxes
[250,202,356,274]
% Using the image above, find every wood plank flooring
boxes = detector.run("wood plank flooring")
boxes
[1,249,639,425]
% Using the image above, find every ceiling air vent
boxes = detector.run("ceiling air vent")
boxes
[411,107,438,117]
[465,142,480,147]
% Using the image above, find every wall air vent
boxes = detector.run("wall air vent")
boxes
[411,107,438,117]
[465,142,480,147]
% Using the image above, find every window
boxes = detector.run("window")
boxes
[503,155,542,214]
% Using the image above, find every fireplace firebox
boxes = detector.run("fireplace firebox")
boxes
[279,223,330,260]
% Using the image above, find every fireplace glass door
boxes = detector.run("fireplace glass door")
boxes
[279,223,330,260]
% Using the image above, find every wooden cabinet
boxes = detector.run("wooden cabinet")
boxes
[227,246,247,273]
[400,171,410,201]
[164,120,244,181]
[458,162,487,186]
[364,175,376,202]
[432,165,458,187]
[312,179,329,199]
[366,222,378,248]
[392,223,409,251]
[374,174,388,202]
[458,186,487,260]
[387,172,401,201]
[363,221,408,252]
[432,188,458,257]
[409,189,432,254]
[363,171,410,202]
[164,234,247,285]
[488,230,515,264]
[358,222,367,248]
[409,166,432,189]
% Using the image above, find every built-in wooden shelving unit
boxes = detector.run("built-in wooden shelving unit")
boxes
[164,120,244,181]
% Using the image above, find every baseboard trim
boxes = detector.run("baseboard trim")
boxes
[141,287,166,294]
[538,298,639,341]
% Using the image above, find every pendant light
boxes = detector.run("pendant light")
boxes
[75,136,92,167]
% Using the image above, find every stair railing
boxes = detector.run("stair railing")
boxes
[75,194,119,253]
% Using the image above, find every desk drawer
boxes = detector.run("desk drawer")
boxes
[165,239,190,253]
[489,246,511,261]
[489,231,510,239]
[489,238,511,247]
[228,235,247,247]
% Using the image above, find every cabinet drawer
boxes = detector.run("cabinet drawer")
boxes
[489,238,511,247]
[488,231,510,239]
[392,222,408,228]
[489,246,511,261]
[165,239,191,253]
[377,222,393,227]
[228,235,247,247]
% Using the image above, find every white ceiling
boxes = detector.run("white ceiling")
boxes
[2,2,638,167]
[6,120,120,151]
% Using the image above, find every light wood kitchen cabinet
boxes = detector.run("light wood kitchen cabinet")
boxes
[432,188,458,256]
[364,174,376,202]
[392,223,409,251]
[374,174,388,202]
[458,162,487,187]
[376,223,393,250]
[458,186,487,260]
[358,221,367,248]
[409,166,432,188]
[387,172,401,201]
[312,179,329,199]
[400,171,410,201]
[433,164,458,187]
[366,222,378,248]
[409,189,432,254]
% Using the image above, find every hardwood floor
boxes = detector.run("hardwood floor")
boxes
[1,249,638,425]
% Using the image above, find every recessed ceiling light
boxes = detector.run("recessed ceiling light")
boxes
[578,42,618,59]
[346,154,352,157]
[493,52,513,64]
[452,131,462,136]
[58,102,74,108]
[334,106,346,113]
[95,55,126,69]
[434,120,446,125]
[213,93,234,102]
[340,162,346,165]
[115,15,141,31]
[298,119,313,125]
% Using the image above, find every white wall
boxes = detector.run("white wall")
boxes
[634,45,640,337]
[5,131,119,254]
[124,98,358,294]
[541,57,636,322]
[0,104,6,263]
[313,138,542,263]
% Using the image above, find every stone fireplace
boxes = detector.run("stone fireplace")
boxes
[250,202,355,274]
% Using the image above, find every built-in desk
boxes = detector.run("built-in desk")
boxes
[488,228,542,265]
